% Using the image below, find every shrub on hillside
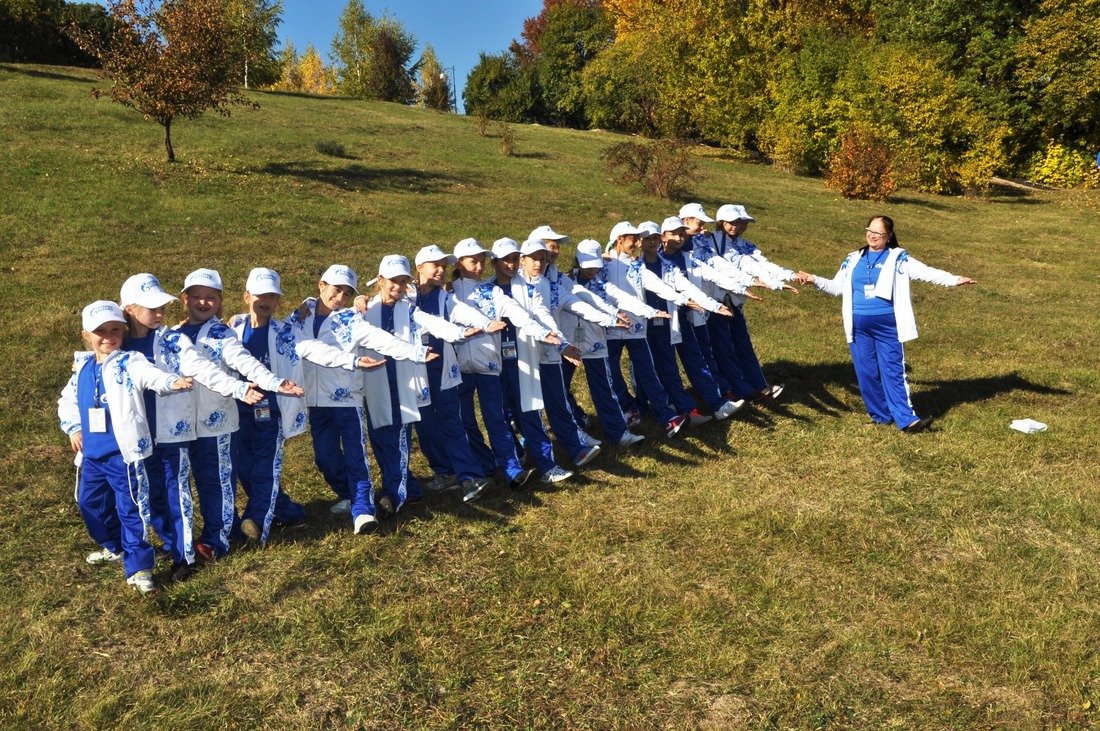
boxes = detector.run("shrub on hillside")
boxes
[315,139,348,158]
[1026,143,1100,189]
[825,127,896,201]
[497,122,516,156]
[603,140,698,200]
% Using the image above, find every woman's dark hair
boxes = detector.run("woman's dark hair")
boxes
[868,215,899,248]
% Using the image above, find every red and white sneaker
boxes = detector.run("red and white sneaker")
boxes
[665,414,687,438]
[687,409,712,427]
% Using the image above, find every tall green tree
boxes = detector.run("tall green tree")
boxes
[463,51,541,122]
[330,1,416,102]
[225,0,282,89]
[416,43,452,111]
[67,0,253,162]
[533,2,614,127]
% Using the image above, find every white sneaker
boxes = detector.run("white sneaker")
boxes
[540,466,574,484]
[126,570,155,595]
[330,499,351,514]
[86,548,123,565]
[353,513,378,535]
[714,399,745,420]
[578,430,602,448]
[575,445,601,467]
[617,431,645,447]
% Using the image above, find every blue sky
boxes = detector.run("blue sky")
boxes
[280,0,545,111]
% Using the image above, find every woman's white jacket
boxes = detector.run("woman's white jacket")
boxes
[360,294,470,427]
[58,350,183,465]
[227,315,309,438]
[813,247,961,343]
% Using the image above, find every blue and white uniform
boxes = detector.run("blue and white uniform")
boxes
[228,314,308,544]
[176,317,285,557]
[288,299,426,522]
[812,246,963,428]
[58,349,183,580]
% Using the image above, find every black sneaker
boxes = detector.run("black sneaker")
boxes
[509,468,537,491]
[170,560,195,583]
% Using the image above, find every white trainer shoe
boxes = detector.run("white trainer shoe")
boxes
[578,430,602,448]
[353,513,378,535]
[126,570,155,595]
[86,548,123,565]
[540,466,575,484]
[617,431,645,447]
[715,399,745,420]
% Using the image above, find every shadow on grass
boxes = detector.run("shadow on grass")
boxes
[0,64,96,83]
[761,359,1068,421]
[257,160,463,194]
[912,371,1070,418]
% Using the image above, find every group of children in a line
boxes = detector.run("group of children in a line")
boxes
[59,203,801,595]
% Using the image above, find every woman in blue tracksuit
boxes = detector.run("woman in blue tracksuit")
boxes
[411,245,504,499]
[176,268,304,561]
[59,301,194,595]
[119,273,261,580]
[227,268,310,546]
[795,215,976,432]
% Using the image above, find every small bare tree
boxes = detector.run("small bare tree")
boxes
[68,0,254,162]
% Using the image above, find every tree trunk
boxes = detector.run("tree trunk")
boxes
[244,57,250,89]
[163,117,175,162]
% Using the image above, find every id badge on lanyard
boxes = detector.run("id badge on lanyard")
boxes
[501,339,518,360]
[88,407,108,433]
[254,398,272,422]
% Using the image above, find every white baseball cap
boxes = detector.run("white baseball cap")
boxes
[245,267,284,296]
[575,239,605,269]
[678,203,714,223]
[415,245,457,267]
[491,238,521,259]
[661,216,687,233]
[378,255,412,279]
[119,273,178,309]
[608,221,644,245]
[453,238,488,259]
[182,268,223,293]
[82,300,127,332]
[637,221,661,238]
[321,264,358,292]
[520,239,549,256]
[715,204,756,223]
[529,225,570,244]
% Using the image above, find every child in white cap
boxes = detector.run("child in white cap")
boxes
[58,301,194,595]
[528,225,633,447]
[288,264,436,534]
[563,240,648,447]
[411,245,504,500]
[176,268,304,560]
[226,268,310,546]
[361,254,480,516]
[602,221,693,438]
[489,238,577,484]
[449,238,553,498]
[120,273,262,580]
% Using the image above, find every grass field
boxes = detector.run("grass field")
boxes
[2,62,1100,729]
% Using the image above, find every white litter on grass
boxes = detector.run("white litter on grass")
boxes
[1011,419,1048,434]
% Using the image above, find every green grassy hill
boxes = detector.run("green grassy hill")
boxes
[2,62,1099,730]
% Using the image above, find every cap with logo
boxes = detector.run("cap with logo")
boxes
[519,239,549,256]
[661,216,687,233]
[378,255,412,280]
[245,268,284,296]
[181,268,224,293]
[119,273,178,309]
[677,202,714,223]
[491,238,521,259]
[529,225,570,244]
[575,239,605,269]
[415,245,457,267]
[83,300,127,332]
[453,238,488,259]
[715,204,756,223]
[608,221,644,245]
[637,221,661,238]
[321,264,358,293]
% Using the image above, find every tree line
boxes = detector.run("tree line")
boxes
[463,0,1100,192]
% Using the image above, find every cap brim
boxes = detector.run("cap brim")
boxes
[417,255,457,266]
[127,292,179,309]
